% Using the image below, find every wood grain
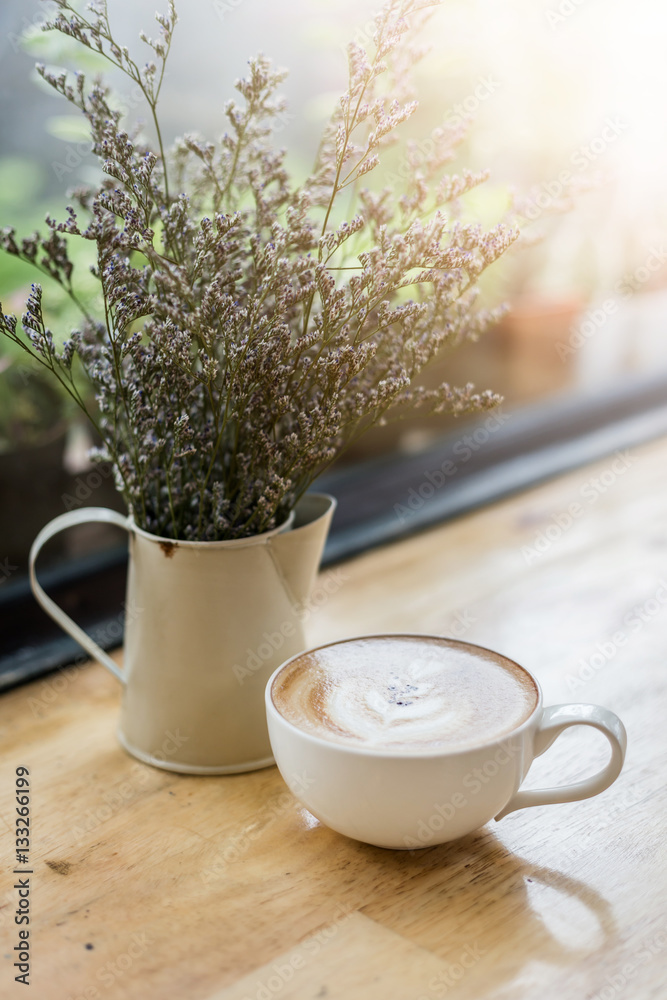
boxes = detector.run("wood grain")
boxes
[2,435,666,999]
[207,912,457,1000]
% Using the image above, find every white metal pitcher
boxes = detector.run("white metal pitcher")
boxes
[29,493,335,773]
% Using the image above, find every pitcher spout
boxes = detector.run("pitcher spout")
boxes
[267,493,336,610]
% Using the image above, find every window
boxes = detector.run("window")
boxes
[2,0,667,685]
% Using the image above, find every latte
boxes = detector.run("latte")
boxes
[271,636,538,751]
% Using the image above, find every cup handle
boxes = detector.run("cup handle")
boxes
[29,507,133,685]
[495,704,627,820]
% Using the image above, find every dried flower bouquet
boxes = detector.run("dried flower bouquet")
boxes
[0,0,517,540]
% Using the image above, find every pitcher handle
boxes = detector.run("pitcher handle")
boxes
[29,508,132,685]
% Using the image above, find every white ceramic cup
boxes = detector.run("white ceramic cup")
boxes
[265,634,627,850]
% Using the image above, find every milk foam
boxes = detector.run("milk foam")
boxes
[272,637,538,751]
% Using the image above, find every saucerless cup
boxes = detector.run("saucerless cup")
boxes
[265,634,627,850]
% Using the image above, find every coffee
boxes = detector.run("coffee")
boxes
[271,636,538,751]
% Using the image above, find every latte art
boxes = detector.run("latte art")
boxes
[323,654,476,746]
[271,637,538,751]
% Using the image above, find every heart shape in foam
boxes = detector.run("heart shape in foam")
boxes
[328,654,475,742]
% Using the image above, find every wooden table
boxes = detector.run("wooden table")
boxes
[2,435,666,1000]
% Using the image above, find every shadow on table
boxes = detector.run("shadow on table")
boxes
[355,829,617,991]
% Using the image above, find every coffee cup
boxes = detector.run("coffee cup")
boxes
[265,634,627,849]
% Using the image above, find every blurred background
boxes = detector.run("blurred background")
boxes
[2,0,667,585]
